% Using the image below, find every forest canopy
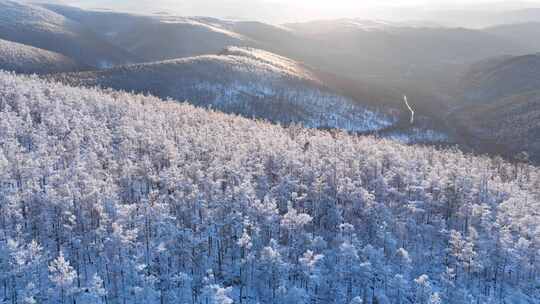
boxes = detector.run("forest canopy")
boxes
[0,72,539,304]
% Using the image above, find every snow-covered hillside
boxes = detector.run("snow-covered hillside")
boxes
[0,0,136,67]
[41,3,249,62]
[0,0,68,32]
[51,47,397,132]
[1,71,539,304]
[0,38,79,73]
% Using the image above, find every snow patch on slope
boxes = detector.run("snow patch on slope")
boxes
[222,46,319,81]
[158,17,246,40]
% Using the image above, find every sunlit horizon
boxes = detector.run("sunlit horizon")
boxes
[37,0,540,25]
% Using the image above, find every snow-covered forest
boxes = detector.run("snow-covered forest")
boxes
[0,71,539,304]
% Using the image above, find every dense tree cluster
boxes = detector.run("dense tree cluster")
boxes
[0,72,539,303]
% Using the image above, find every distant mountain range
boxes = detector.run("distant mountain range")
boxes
[396,6,540,28]
[30,3,540,116]
[484,22,540,52]
[34,3,539,90]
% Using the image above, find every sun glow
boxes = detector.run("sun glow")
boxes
[40,0,540,23]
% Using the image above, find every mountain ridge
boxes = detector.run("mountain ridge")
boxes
[0,0,138,67]
[49,46,399,133]
[0,38,80,73]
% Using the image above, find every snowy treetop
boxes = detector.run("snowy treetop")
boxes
[0,71,539,303]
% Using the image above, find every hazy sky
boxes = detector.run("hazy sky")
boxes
[41,0,540,24]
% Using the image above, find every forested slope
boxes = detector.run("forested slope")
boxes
[0,72,539,304]
[50,47,396,133]
[0,38,80,74]
[455,54,540,161]
[0,0,136,67]
[40,3,249,62]
[455,90,540,162]
[461,54,540,103]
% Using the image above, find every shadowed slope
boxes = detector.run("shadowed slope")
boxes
[0,0,137,67]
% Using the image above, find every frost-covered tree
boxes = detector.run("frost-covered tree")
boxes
[0,72,538,303]
[48,252,77,304]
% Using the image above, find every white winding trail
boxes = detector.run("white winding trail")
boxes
[403,95,414,124]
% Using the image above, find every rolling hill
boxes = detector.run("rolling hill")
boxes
[236,18,536,118]
[32,4,540,127]
[50,47,398,133]
[455,91,540,161]
[281,18,531,85]
[0,0,136,67]
[41,3,250,62]
[455,54,540,161]
[460,53,540,103]
[36,5,539,96]
[0,38,80,73]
